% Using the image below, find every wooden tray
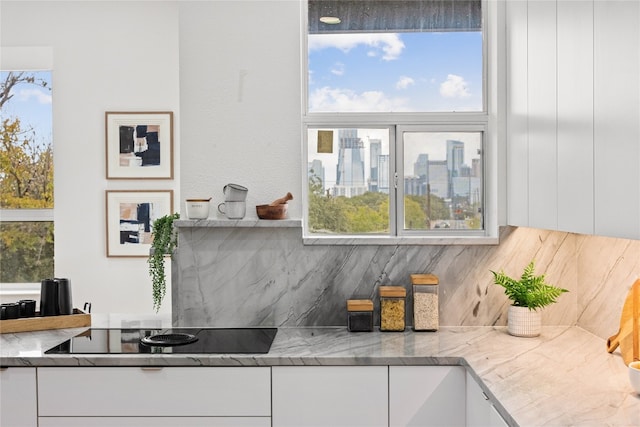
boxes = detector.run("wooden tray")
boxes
[0,308,91,334]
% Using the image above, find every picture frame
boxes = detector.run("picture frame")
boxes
[105,111,174,179]
[105,190,173,257]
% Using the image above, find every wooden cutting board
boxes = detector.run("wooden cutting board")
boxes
[607,279,640,365]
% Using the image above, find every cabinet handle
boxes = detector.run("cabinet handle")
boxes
[140,367,164,371]
[482,391,490,401]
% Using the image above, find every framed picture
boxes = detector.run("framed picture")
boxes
[106,190,173,257]
[105,111,174,179]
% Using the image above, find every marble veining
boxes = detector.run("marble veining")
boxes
[1,320,638,427]
[173,224,639,342]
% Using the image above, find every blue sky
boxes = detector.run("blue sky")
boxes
[0,71,53,149]
[308,31,483,112]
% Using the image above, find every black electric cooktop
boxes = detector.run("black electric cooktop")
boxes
[44,328,278,355]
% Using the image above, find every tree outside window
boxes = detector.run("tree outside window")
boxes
[0,71,54,283]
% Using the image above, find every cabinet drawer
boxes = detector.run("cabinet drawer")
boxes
[272,366,388,427]
[38,367,270,417]
[389,366,466,427]
[39,417,271,427]
[0,367,37,427]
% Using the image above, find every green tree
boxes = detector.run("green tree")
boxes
[0,71,54,282]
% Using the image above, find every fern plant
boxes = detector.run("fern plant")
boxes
[148,212,180,312]
[491,260,568,310]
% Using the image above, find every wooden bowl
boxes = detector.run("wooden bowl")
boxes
[256,204,288,220]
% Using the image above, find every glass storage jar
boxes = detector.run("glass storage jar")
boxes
[347,299,374,332]
[379,286,406,332]
[411,274,439,331]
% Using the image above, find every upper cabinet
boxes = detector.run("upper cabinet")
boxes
[506,0,640,240]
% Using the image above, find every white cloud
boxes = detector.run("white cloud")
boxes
[309,86,410,112]
[16,88,52,104]
[395,76,415,90]
[308,33,405,61]
[439,74,470,98]
[330,62,345,76]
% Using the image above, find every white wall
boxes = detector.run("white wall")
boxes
[2,0,636,316]
[1,1,181,314]
[178,1,303,216]
[1,0,301,314]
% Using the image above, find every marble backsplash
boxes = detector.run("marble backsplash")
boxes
[172,225,639,340]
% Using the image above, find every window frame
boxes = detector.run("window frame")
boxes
[301,0,500,245]
[395,123,487,238]
[1,47,54,293]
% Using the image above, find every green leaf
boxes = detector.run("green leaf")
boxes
[491,260,568,310]
[148,213,179,312]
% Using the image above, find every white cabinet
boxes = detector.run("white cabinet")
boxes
[0,367,37,427]
[557,0,594,235]
[38,417,270,427]
[5,363,511,426]
[37,367,270,425]
[389,366,465,427]
[593,0,640,239]
[506,0,640,239]
[466,371,509,427]
[272,366,388,427]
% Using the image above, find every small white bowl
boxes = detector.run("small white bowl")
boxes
[185,198,211,219]
[630,361,640,395]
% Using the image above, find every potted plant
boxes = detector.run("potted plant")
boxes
[148,213,180,312]
[491,260,568,337]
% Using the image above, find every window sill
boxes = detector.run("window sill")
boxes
[302,235,499,246]
[0,283,40,302]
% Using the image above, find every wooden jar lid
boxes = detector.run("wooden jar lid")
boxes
[410,274,439,285]
[347,299,374,311]
[379,286,407,298]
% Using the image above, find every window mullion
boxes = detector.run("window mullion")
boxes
[0,209,54,222]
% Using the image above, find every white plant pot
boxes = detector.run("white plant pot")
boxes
[507,305,541,337]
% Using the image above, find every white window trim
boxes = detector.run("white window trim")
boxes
[0,209,53,222]
[1,46,54,292]
[301,0,503,245]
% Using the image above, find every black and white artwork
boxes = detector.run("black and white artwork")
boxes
[106,112,173,179]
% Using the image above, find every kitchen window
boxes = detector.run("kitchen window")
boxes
[0,67,54,291]
[303,0,497,244]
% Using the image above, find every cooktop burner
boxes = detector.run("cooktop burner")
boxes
[44,328,278,355]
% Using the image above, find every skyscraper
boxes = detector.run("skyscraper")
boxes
[369,139,381,192]
[334,129,367,197]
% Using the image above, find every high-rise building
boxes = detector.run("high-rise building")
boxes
[334,129,367,197]
[427,160,449,198]
[414,153,429,179]
[369,139,381,192]
[447,140,465,177]
[378,154,390,194]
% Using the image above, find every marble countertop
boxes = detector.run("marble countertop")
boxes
[1,317,638,426]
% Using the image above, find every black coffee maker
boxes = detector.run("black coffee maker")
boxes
[40,278,73,316]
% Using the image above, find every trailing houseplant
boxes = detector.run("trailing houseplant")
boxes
[491,260,568,337]
[148,212,180,312]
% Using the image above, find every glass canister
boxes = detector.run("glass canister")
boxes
[379,286,407,332]
[347,299,374,332]
[411,274,439,331]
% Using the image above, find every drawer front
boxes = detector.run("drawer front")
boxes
[0,367,37,427]
[272,366,388,427]
[39,417,271,427]
[38,367,271,417]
